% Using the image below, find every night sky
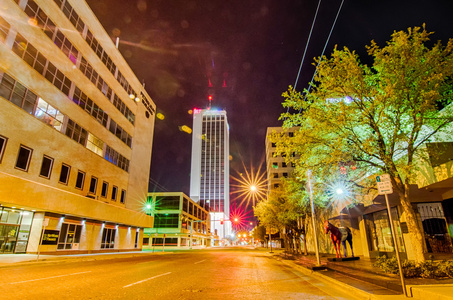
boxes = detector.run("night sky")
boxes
[86,0,453,203]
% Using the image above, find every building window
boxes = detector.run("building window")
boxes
[111,186,118,201]
[282,162,287,168]
[89,176,97,194]
[101,228,115,249]
[58,163,71,184]
[288,132,294,137]
[65,119,88,146]
[283,172,288,178]
[120,189,126,204]
[0,135,7,164]
[86,133,104,156]
[271,142,276,148]
[154,196,180,210]
[135,231,139,248]
[15,145,32,171]
[39,155,54,179]
[154,214,179,228]
[75,170,85,190]
[272,162,278,169]
[291,162,296,168]
[35,97,64,131]
[57,223,82,250]
[101,181,108,198]
[273,173,279,179]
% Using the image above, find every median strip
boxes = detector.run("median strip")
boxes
[9,271,92,284]
[123,272,172,288]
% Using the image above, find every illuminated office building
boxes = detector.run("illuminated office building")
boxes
[190,108,231,241]
[0,0,155,254]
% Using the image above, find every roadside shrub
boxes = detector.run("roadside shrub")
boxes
[435,260,453,278]
[419,260,436,278]
[402,260,420,278]
[373,255,398,274]
[374,256,453,278]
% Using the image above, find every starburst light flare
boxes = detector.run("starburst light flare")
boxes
[231,162,267,207]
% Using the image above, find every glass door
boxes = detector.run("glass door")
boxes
[0,225,20,253]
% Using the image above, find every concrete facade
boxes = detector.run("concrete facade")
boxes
[0,0,154,254]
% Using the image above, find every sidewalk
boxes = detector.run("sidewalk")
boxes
[273,251,453,300]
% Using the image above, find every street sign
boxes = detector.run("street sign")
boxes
[376,174,393,195]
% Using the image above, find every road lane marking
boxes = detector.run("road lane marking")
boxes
[123,272,172,288]
[9,271,92,284]
[194,259,206,264]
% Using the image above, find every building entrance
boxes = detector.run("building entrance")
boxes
[0,224,19,253]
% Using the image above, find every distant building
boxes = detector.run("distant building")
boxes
[0,0,155,254]
[190,108,231,241]
[144,192,212,248]
[265,127,298,193]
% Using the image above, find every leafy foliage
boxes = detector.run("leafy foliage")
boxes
[276,25,453,262]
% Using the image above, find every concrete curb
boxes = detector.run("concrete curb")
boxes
[275,256,377,300]
[0,251,174,269]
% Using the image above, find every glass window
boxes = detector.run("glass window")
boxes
[120,189,126,204]
[75,170,85,190]
[111,186,118,201]
[58,163,70,184]
[154,214,179,228]
[86,133,103,156]
[57,223,82,250]
[364,207,405,252]
[89,176,97,194]
[101,228,115,249]
[154,196,180,210]
[39,155,53,179]
[15,145,32,171]
[101,181,108,198]
[0,135,7,163]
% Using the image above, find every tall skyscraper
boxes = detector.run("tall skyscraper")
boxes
[190,108,230,241]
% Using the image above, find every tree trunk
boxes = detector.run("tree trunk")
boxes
[399,188,426,262]
[302,233,308,255]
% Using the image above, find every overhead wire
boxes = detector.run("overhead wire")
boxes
[298,0,345,114]
[292,0,322,93]
[285,0,345,116]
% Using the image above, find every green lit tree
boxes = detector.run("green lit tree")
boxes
[278,26,453,262]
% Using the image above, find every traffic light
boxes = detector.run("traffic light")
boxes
[208,95,213,101]
[220,218,224,225]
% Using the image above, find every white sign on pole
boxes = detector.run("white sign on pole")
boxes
[376,174,393,195]
[43,218,49,227]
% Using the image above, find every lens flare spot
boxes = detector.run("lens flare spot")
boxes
[156,113,165,120]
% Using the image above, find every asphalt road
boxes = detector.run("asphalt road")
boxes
[2,247,356,299]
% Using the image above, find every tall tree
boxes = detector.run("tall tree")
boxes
[279,26,453,262]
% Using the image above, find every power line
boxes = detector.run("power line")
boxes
[298,0,345,114]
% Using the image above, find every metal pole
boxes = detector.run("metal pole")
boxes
[190,220,193,249]
[36,224,46,261]
[269,229,273,253]
[307,170,321,266]
[384,194,407,296]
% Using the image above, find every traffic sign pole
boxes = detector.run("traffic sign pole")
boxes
[376,174,407,297]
